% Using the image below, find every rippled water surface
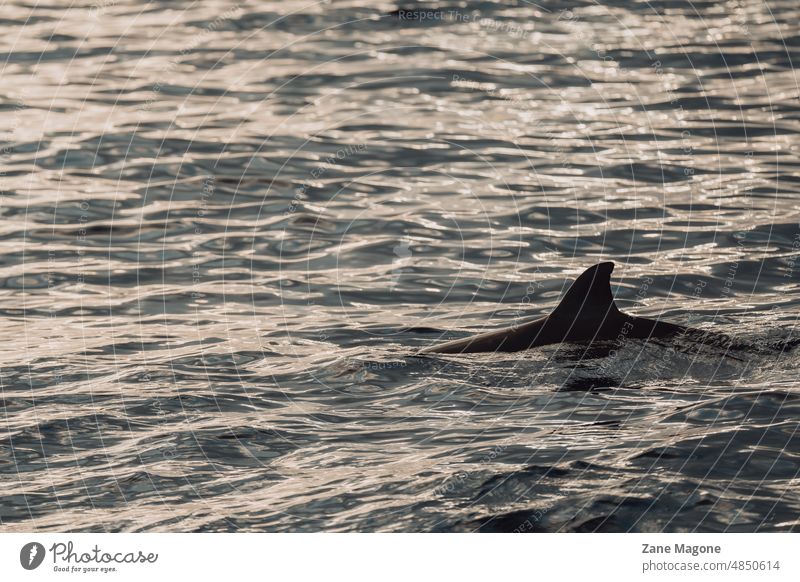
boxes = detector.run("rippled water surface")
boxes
[1,0,800,532]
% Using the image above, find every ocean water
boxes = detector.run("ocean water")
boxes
[1,0,799,532]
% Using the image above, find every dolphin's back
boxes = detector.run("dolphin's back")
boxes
[418,262,741,355]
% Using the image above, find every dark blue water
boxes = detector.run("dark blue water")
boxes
[1,0,799,532]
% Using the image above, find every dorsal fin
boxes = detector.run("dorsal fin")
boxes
[551,262,619,319]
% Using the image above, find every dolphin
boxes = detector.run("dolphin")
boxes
[420,262,731,354]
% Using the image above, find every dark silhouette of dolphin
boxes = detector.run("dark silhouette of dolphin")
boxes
[420,262,730,354]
